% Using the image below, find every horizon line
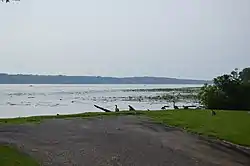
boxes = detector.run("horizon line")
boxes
[0,73,211,81]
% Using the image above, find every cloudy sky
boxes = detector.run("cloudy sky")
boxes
[0,0,249,79]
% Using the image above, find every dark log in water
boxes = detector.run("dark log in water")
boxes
[94,105,112,112]
[128,105,136,111]
[161,106,169,110]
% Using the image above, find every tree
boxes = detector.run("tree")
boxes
[198,67,250,110]
[198,84,226,109]
[239,67,250,84]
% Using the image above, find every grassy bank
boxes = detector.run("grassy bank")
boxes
[145,110,250,147]
[0,111,141,124]
[0,146,38,166]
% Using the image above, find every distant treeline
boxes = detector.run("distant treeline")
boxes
[0,74,210,84]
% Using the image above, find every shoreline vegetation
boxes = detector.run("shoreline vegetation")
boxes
[1,86,203,110]
[122,87,200,103]
[123,87,201,92]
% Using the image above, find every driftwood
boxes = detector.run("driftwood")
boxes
[128,105,136,111]
[161,106,169,110]
[94,105,112,112]
[182,105,197,109]
[187,105,197,108]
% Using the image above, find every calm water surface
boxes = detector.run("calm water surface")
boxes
[0,84,202,118]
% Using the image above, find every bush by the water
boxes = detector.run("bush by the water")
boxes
[198,68,250,110]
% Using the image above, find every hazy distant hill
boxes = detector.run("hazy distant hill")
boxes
[0,74,211,84]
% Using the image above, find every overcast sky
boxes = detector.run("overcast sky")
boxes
[0,0,249,79]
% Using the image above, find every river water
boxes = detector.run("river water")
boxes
[0,84,202,118]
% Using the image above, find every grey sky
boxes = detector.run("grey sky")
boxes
[0,0,249,79]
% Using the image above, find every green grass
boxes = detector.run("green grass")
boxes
[0,111,141,124]
[0,145,38,166]
[144,110,250,147]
